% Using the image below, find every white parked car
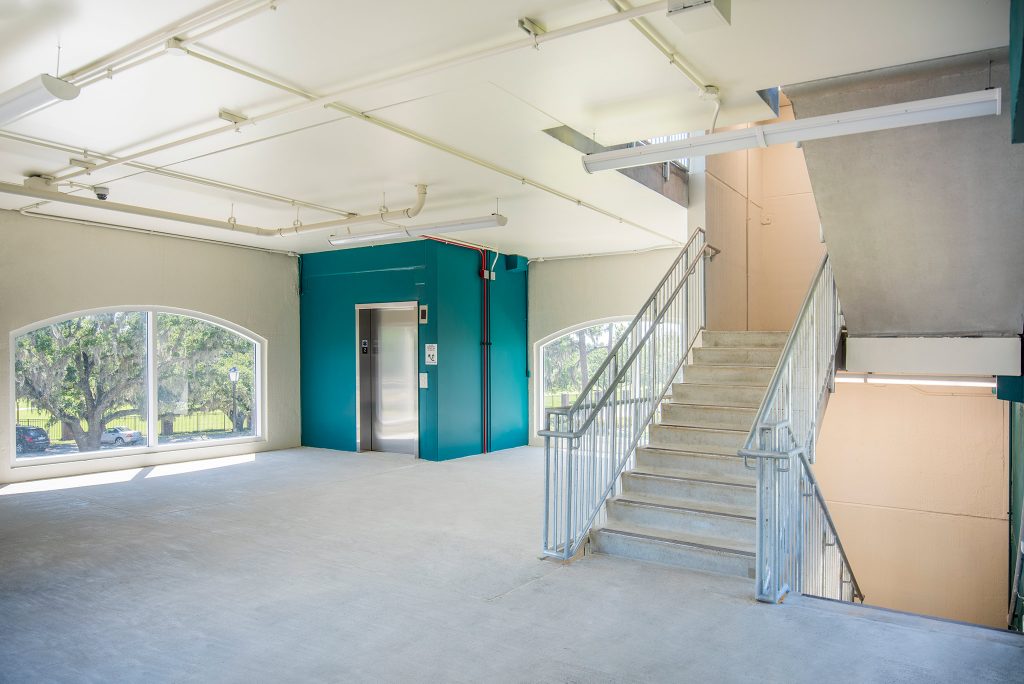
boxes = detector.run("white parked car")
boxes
[100,426,143,446]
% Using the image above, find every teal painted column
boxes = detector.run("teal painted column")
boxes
[1012,0,1023,143]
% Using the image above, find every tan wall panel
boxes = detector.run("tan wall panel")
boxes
[747,194,825,331]
[816,382,1008,627]
[817,383,1008,518]
[705,175,748,330]
[827,502,1007,628]
[706,124,749,197]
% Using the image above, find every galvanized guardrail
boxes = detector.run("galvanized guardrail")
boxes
[539,228,717,559]
[739,256,863,603]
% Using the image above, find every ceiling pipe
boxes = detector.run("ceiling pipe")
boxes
[58,0,275,84]
[278,185,427,236]
[47,0,672,184]
[0,181,428,238]
[174,49,680,245]
[605,0,708,91]
[0,129,357,218]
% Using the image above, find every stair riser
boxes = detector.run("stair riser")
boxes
[622,474,756,509]
[607,502,755,545]
[591,531,756,579]
[692,347,781,367]
[701,331,789,349]
[671,384,766,409]
[636,450,754,483]
[683,365,774,386]
[649,425,745,452]
[661,404,755,431]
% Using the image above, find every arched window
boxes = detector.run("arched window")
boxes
[13,309,260,461]
[537,318,630,421]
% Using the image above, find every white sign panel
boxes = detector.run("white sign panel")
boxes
[425,344,438,365]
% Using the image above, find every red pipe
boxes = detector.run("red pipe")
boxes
[423,235,489,454]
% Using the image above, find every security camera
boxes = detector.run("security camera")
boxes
[93,186,109,200]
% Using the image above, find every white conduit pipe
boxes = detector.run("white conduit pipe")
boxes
[59,0,274,83]
[18,209,295,255]
[179,49,679,245]
[51,0,670,184]
[0,129,358,219]
[1,181,427,237]
[605,0,707,91]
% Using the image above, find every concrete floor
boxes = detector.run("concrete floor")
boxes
[1,446,1021,683]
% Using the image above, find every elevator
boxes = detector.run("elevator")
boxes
[357,303,419,456]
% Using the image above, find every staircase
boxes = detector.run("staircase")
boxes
[591,330,788,578]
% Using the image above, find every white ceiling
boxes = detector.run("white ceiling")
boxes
[0,0,1011,257]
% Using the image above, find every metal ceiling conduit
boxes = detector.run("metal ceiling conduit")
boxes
[175,49,680,245]
[0,130,358,218]
[49,0,674,184]
[0,181,427,238]
[59,0,279,86]
[38,1,683,244]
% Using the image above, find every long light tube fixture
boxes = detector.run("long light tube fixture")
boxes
[0,74,80,126]
[835,373,996,388]
[328,213,507,247]
[582,88,1002,173]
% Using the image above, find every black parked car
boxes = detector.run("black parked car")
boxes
[16,425,50,454]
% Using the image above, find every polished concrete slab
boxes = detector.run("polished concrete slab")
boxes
[1,446,1021,683]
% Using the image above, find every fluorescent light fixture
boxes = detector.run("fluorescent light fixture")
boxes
[835,373,996,388]
[0,74,80,126]
[582,88,1001,173]
[328,213,507,247]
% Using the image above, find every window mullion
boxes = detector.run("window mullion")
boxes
[147,310,157,449]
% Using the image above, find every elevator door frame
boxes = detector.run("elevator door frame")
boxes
[355,301,420,458]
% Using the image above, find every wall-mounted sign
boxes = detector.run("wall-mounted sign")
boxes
[425,343,437,365]
[361,339,369,354]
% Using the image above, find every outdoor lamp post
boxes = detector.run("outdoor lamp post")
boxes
[228,366,239,433]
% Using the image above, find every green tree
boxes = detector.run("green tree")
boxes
[156,314,255,434]
[15,312,147,451]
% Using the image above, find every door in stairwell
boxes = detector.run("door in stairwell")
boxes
[357,303,419,456]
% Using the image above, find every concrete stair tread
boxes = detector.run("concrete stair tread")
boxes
[594,523,755,557]
[626,469,756,490]
[612,493,754,520]
[637,444,748,460]
[686,364,775,370]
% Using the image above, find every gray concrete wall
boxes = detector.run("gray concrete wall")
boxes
[0,210,301,483]
[787,49,1024,336]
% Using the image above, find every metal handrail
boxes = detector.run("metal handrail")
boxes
[741,255,834,454]
[539,240,718,441]
[738,255,862,603]
[541,230,716,559]
[546,228,717,436]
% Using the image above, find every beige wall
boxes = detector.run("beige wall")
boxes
[705,104,825,331]
[815,382,1009,627]
[0,211,301,483]
[527,249,680,443]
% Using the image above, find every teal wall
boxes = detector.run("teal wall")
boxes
[300,240,527,460]
[488,255,529,450]
[1012,0,1023,143]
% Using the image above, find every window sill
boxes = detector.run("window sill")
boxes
[10,435,267,469]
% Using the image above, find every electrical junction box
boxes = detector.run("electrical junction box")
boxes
[667,0,730,32]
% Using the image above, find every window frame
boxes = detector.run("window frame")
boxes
[9,305,265,468]
[534,316,631,439]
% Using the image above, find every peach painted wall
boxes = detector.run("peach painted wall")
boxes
[704,103,825,331]
[815,382,1009,627]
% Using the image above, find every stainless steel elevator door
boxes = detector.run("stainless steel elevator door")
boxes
[368,307,418,455]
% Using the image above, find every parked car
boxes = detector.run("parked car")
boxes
[15,425,50,454]
[100,426,143,446]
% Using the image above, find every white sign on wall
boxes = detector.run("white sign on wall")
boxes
[425,343,438,365]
